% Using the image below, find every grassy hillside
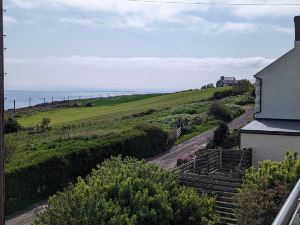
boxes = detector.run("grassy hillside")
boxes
[5,87,254,214]
[18,88,222,126]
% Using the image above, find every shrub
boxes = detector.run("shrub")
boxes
[233,79,252,95]
[5,125,168,215]
[34,157,219,225]
[206,122,229,149]
[208,101,232,122]
[235,152,300,225]
[235,96,255,106]
[83,102,93,107]
[4,114,21,133]
[212,89,233,100]
[41,118,51,130]
[222,128,240,149]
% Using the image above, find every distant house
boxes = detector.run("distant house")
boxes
[201,83,215,89]
[216,76,238,87]
[240,16,300,167]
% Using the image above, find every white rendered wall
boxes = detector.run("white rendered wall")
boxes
[255,45,300,120]
[241,133,300,167]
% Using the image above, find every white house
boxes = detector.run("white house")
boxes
[241,16,300,167]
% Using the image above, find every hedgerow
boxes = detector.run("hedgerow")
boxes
[34,157,219,225]
[5,124,168,215]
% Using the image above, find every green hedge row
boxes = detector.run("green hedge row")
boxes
[5,124,168,215]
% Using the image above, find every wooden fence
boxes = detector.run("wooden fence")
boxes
[173,148,252,175]
[173,148,252,225]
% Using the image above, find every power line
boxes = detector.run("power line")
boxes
[39,0,199,57]
[128,0,300,5]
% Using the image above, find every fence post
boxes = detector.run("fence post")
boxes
[13,99,15,113]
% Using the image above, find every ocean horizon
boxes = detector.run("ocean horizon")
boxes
[4,89,177,110]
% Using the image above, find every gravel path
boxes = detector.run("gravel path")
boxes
[150,108,255,169]
[5,108,254,225]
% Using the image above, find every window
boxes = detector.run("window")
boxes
[255,79,262,113]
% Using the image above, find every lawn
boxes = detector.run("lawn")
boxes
[18,88,225,127]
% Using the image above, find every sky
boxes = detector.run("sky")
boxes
[3,0,300,91]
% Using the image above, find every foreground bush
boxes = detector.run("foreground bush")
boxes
[35,157,219,225]
[5,124,168,215]
[235,153,300,225]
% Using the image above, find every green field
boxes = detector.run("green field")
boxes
[18,88,222,127]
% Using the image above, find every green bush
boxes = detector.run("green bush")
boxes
[4,114,21,133]
[206,122,229,149]
[34,157,219,225]
[235,96,255,106]
[5,124,168,215]
[212,89,233,100]
[208,101,232,122]
[235,153,300,225]
[232,79,253,95]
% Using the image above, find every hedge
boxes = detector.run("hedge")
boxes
[5,124,168,215]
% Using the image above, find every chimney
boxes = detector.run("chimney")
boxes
[295,16,300,44]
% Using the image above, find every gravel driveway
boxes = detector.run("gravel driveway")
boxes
[150,108,255,169]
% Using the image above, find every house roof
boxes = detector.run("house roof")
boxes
[241,119,300,136]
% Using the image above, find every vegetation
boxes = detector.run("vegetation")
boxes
[235,152,300,225]
[4,114,21,133]
[34,157,220,225]
[208,101,233,122]
[4,88,253,214]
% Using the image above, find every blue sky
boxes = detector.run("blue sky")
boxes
[3,0,300,91]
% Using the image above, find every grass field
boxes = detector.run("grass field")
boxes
[6,86,251,171]
[18,88,223,127]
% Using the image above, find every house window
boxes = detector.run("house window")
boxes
[255,79,262,113]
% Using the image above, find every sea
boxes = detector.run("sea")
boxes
[4,89,168,110]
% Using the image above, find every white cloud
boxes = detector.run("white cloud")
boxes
[6,56,273,90]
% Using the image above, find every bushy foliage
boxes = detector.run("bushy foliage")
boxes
[208,101,232,122]
[5,124,168,215]
[40,118,51,131]
[212,89,233,100]
[4,114,21,133]
[232,79,253,95]
[35,157,219,225]
[206,122,229,149]
[235,153,300,225]
[235,95,255,106]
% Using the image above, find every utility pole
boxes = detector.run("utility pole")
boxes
[0,0,5,223]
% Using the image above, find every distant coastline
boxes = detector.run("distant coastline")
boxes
[4,89,177,110]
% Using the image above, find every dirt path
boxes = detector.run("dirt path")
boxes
[150,108,255,169]
[5,108,254,225]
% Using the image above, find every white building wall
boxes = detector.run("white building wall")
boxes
[241,133,300,167]
[255,45,300,120]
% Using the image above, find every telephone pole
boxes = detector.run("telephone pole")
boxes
[0,0,5,223]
